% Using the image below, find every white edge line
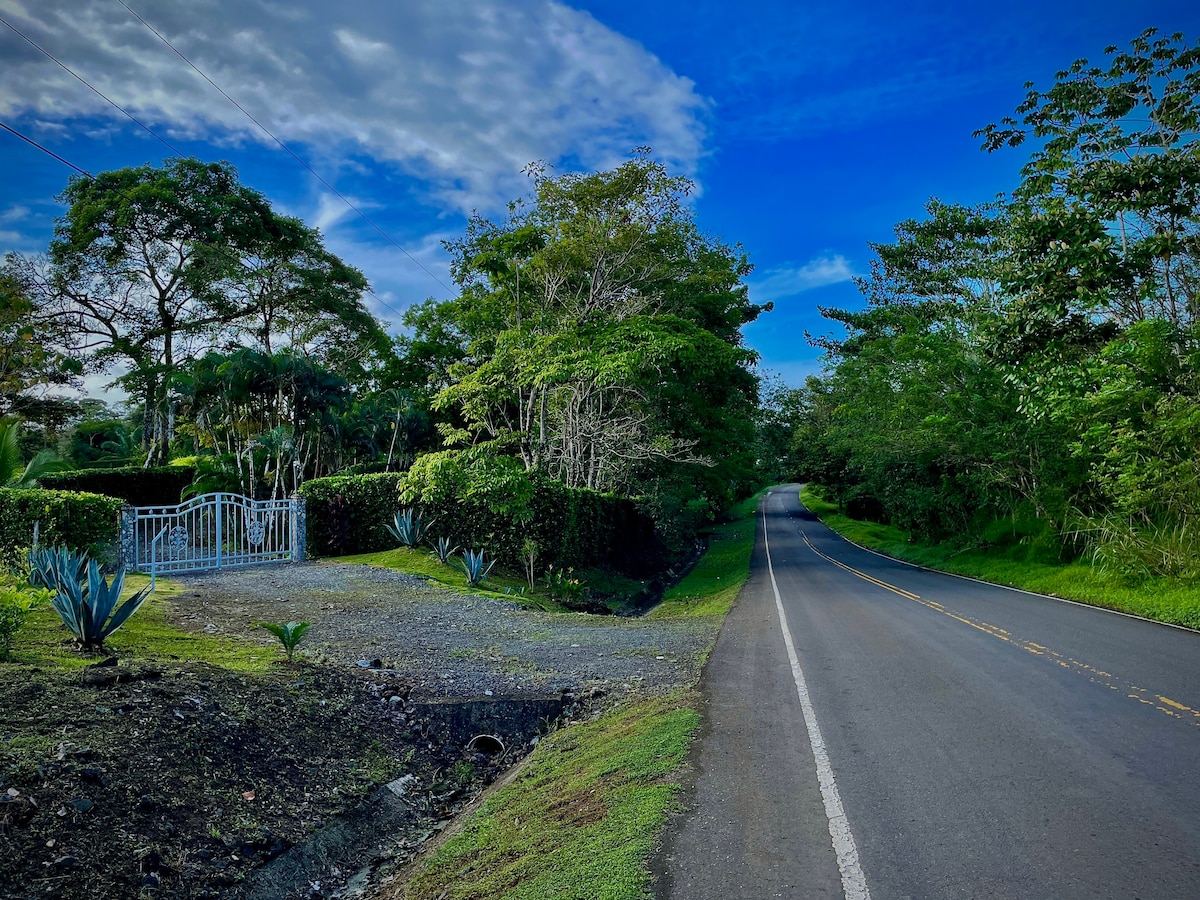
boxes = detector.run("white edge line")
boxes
[793,487,1200,636]
[763,496,871,900]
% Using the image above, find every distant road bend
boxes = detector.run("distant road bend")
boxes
[658,485,1200,899]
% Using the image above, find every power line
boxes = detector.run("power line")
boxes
[0,12,184,159]
[114,0,454,297]
[0,115,410,327]
[0,120,90,177]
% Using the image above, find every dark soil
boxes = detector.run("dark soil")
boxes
[0,657,552,899]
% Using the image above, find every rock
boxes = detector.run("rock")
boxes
[141,874,160,887]
[137,795,156,812]
[89,657,118,668]
[82,668,118,687]
[52,856,78,868]
[67,798,93,812]
[80,768,105,784]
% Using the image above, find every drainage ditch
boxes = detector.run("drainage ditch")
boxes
[230,694,569,900]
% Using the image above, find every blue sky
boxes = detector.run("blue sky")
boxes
[2,0,1199,392]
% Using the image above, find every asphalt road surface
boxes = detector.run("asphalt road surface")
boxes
[657,485,1200,899]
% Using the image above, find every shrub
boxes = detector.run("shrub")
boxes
[0,488,122,561]
[298,473,405,556]
[0,581,44,659]
[39,466,196,507]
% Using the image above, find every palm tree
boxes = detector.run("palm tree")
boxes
[0,419,72,487]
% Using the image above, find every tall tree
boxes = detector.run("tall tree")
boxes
[424,151,766,507]
[12,158,379,465]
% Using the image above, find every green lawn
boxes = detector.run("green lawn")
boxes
[1,574,277,673]
[801,485,1200,630]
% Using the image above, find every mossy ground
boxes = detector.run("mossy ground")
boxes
[801,485,1200,630]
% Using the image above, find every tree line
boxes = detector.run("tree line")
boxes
[1,150,775,531]
[787,30,1200,579]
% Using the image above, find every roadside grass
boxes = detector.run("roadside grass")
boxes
[338,548,657,614]
[648,490,762,619]
[801,485,1200,630]
[389,490,764,899]
[2,574,277,673]
[336,546,569,610]
[395,692,701,900]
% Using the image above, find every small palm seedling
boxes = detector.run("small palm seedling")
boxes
[50,561,153,651]
[259,621,313,662]
[430,536,458,564]
[455,548,496,587]
[386,508,431,548]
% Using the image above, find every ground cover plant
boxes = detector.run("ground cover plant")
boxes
[801,485,1200,630]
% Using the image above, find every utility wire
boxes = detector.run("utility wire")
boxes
[114,0,454,297]
[0,120,90,177]
[0,115,409,326]
[0,12,185,159]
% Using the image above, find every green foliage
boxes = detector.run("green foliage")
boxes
[39,465,195,506]
[430,536,458,564]
[0,580,44,659]
[386,508,432,548]
[0,419,72,488]
[26,545,89,593]
[402,693,700,900]
[298,472,406,556]
[0,488,122,559]
[259,620,312,662]
[541,565,585,603]
[45,556,152,650]
[455,548,496,587]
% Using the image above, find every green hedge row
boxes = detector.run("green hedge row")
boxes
[299,471,665,576]
[39,466,196,507]
[298,473,407,557]
[0,488,123,563]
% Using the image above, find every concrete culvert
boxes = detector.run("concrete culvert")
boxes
[466,734,505,756]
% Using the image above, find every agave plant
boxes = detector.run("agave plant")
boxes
[50,561,152,650]
[259,620,312,662]
[386,508,431,548]
[429,536,458,564]
[455,548,496,587]
[26,545,89,593]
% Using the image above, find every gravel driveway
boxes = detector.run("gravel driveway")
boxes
[166,561,716,700]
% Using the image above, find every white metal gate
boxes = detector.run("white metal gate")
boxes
[127,492,302,574]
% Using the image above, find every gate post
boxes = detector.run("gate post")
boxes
[119,504,138,572]
[290,495,307,563]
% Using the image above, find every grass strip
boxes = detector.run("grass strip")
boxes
[801,485,1200,630]
[388,491,764,899]
[398,693,700,900]
[648,491,762,619]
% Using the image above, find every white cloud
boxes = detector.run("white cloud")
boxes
[0,205,30,223]
[0,0,709,212]
[748,254,857,304]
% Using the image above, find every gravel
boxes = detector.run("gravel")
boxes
[167,561,717,701]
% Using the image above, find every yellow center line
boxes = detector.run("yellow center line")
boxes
[797,527,1200,728]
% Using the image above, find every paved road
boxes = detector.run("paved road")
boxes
[657,486,1200,899]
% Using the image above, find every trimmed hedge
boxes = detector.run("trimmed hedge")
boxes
[298,473,407,557]
[299,470,665,576]
[40,466,196,507]
[0,488,123,562]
